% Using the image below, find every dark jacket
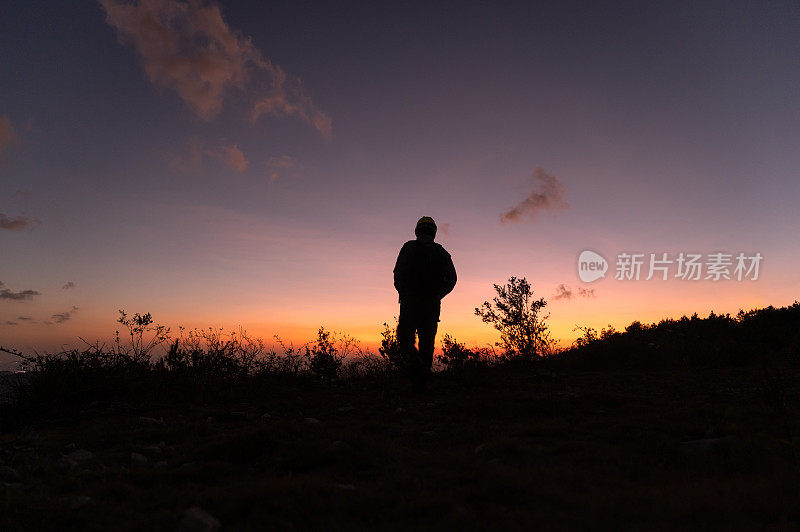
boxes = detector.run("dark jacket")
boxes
[393,239,457,303]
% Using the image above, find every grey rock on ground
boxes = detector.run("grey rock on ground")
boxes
[179,506,221,532]
[0,465,20,482]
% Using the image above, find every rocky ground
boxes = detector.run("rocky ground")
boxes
[1,365,799,530]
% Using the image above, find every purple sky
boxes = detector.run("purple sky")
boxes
[2,1,799,367]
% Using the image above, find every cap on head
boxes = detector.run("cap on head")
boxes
[415,216,437,237]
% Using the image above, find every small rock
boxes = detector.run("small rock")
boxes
[0,466,20,482]
[70,495,91,510]
[423,430,437,436]
[329,440,350,452]
[65,443,77,451]
[65,449,93,464]
[394,407,405,414]
[180,506,221,532]
[158,441,166,448]
[679,436,739,453]
[205,417,216,423]
[305,417,320,424]
[144,445,162,455]
[180,462,196,470]
[334,483,356,490]
[474,444,487,455]
[154,461,168,468]
[138,416,164,426]
[260,413,271,421]
[337,404,354,412]
[230,411,247,419]
[131,452,148,466]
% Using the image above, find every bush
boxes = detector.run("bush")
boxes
[437,334,494,371]
[475,276,553,361]
[378,320,405,370]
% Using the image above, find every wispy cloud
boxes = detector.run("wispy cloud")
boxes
[16,316,33,321]
[578,287,595,298]
[62,281,76,290]
[100,0,330,135]
[251,68,332,138]
[221,144,248,172]
[0,213,38,231]
[11,189,30,201]
[52,306,79,324]
[553,284,573,300]
[168,138,204,173]
[169,139,252,173]
[500,167,568,224]
[265,155,302,182]
[0,116,17,156]
[5,321,18,326]
[0,281,40,301]
[553,284,595,301]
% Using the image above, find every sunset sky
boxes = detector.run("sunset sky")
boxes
[2,1,800,367]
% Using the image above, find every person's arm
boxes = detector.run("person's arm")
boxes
[393,243,411,301]
[439,249,457,299]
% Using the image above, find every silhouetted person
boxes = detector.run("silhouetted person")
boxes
[393,217,457,390]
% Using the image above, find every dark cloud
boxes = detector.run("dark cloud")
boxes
[16,316,33,321]
[5,321,18,326]
[500,167,568,224]
[51,306,79,324]
[0,213,39,231]
[553,284,596,301]
[62,281,76,290]
[553,284,573,300]
[0,285,40,301]
[578,287,596,298]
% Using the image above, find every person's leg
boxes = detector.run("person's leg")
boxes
[397,300,420,370]
[417,318,438,370]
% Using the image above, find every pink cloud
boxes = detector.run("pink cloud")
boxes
[0,116,17,156]
[168,138,204,173]
[100,0,330,135]
[222,144,248,172]
[251,67,332,138]
[265,155,301,182]
[0,213,38,231]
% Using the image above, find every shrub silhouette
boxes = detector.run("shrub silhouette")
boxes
[378,320,405,369]
[475,276,553,361]
[437,334,494,370]
[304,327,345,380]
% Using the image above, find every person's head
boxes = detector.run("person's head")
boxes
[415,216,437,239]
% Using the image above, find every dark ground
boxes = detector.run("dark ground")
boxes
[1,364,799,530]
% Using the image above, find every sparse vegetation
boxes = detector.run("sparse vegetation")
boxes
[2,284,800,528]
